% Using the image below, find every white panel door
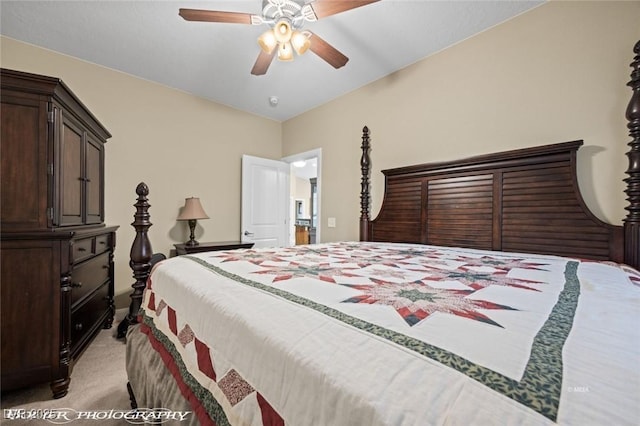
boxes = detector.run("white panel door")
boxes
[241,155,290,248]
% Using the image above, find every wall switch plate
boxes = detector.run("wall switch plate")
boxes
[328,217,336,228]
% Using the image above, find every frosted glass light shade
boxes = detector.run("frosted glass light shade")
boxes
[258,30,277,54]
[273,20,292,43]
[291,31,310,55]
[278,42,294,61]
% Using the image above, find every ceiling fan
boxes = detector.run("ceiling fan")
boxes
[179,0,380,75]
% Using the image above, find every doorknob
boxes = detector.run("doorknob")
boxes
[244,231,254,236]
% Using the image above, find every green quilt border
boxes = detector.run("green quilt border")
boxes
[184,255,580,421]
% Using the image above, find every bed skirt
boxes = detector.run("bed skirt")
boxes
[126,324,200,425]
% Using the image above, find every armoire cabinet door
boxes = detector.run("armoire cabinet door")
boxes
[85,135,104,224]
[0,239,63,390]
[57,111,84,227]
[0,94,50,230]
[55,110,104,226]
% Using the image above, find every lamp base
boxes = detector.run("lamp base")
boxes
[185,239,199,247]
[185,219,199,247]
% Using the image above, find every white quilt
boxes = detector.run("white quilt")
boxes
[139,242,640,425]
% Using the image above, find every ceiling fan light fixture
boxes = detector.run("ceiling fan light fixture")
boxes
[179,0,381,75]
[291,31,311,55]
[278,42,294,61]
[258,30,277,54]
[273,19,292,43]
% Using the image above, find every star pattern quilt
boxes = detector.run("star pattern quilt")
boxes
[132,242,640,425]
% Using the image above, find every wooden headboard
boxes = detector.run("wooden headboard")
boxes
[359,40,639,268]
[360,136,623,262]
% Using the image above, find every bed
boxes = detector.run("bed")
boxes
[122,40,640,425]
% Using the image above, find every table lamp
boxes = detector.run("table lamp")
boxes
[177,197,209,246]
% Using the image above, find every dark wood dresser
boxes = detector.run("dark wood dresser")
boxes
[0,68,118,398]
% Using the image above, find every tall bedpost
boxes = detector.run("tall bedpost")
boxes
[624,40,640,270]
[117,182,154,338]
[360,126,371,241]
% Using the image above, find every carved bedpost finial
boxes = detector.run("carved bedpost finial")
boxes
[136,182,149,197]
[624,40,640,269]
[360,126,371,241]
[117,182,154,338]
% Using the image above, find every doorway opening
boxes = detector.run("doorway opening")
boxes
[282,149,321,246]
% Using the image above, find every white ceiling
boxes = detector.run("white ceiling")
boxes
[292,157,317,180]
[0,0,543,122]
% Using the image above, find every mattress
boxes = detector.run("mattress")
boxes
[126,241,640,425]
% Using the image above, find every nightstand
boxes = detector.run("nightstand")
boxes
[172,241,254,257]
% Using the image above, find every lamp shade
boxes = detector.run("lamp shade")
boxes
[177,197,209,221]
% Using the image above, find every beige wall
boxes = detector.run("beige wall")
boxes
[0,36,282,300]
[2,1,639,301]
[283,1,640,242]
[294,176,312,219]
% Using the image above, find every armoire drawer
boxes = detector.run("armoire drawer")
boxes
[95,234,111,255]
[72,237,94,263]
[72,234,112,263]
[70,252,110,307]
[71,283,109,352]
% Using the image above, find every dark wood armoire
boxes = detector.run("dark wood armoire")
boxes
[0,68,119,398]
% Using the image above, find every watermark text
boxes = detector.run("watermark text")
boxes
[3,408,191,424]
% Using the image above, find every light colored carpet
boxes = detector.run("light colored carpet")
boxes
[1,310,131,425]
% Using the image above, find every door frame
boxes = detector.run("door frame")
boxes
[282,148,322,244]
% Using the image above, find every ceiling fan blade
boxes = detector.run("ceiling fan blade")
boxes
[308,0,380,20]
[308,32,349,69]
[179,8,254,24]
[251,50,277,76]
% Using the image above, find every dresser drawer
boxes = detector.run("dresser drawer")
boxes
[70,252,110,307]
[71,283,109,353]
[95,234,111,255]
[72,233,113,264]
[72,237,94,263]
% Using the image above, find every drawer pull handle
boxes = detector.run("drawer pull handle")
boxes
[77,247,87,252]
[103,265,109,269]
[99,241,106,245]
[75,323,83,331]
[71,282,83,288]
